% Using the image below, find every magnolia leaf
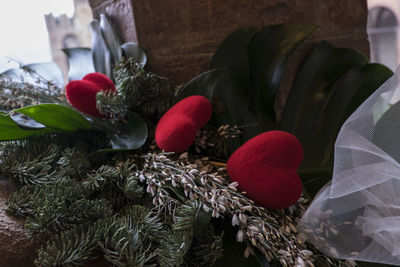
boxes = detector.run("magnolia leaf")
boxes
[14,104,92,132]
[108,111,148,150]
[91,19,112,79]
[120,42,147,67]
[247,24,318,118]
[63,48,95,81]
[178,68,226,100]
[210,27,257,89]
[100,14,122,65]
[0,112,54,141]
[280,41,368,170]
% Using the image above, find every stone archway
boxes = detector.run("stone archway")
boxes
[368,6,399,70]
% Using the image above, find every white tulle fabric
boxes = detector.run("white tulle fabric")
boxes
[299,68,400,265]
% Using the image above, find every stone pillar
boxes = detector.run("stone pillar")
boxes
[89,0,369,87]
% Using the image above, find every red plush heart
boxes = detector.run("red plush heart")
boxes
[155,95,212,152]
[65,73,116,117]
[227,130,303,209]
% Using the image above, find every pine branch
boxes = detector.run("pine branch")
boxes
[8,179,112,234]
[99,206,164,266]
[35,222,101,267]
[184,224,224,267]
[4,144,63,185]
[112,58,173,119]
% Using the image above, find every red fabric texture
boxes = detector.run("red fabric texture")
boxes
[65,73,116,117]
[155,95,212,152]
[227,130,303,210]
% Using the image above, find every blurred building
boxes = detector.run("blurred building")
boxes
[368,0,400,70]
[45,0,93,81]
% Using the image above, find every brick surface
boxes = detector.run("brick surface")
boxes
[90,0,369,87]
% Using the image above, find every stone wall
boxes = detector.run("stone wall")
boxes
[89,0,369,88]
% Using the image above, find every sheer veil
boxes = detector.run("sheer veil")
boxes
[299,68,400,265]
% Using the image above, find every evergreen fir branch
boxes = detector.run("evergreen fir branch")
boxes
[82,165,121,193]
[83,162,144,203]
[184,224,224,267]
[17,179,111,233]
[112,58,173,118]
[57,145,92,178]
[158,230,192,267]
[35,222,101,266]
[6,184,40,217]
[99,207,163,266]
[5,144,63,185]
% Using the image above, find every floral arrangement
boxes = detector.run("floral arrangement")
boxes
[0,15,393,267]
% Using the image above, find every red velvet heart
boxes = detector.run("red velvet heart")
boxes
[227,130,303,209]
[155,95,212,152]
[65,73,116,117]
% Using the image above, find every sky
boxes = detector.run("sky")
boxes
[0,0,74,72]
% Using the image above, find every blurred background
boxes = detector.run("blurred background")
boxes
[0,0,92,81]
[0,0,399,78]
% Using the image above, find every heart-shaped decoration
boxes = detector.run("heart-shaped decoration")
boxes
[155,95,212,152]
[227,130,303,209]
[65,72,116,117]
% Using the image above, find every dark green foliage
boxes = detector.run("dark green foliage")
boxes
[179,25,393,198]
[113,58,172,119]
[35,223,101,266]
[8,179,113,233]
[185,224,224,267]
[3,143,63,185]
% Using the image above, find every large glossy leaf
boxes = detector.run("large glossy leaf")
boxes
[108,111,148,150]
[100,14,122,65]
[247,24,317,118]
[210,27,257,88]
[14,104,92,132]
[91,19,112,78]
[120,42,147,67]
[298,64,393,197]
[0,113,54,141]
[279,41,368,168]
[320,64,393,163]
[63,48,95,81]
[178,68,226,100]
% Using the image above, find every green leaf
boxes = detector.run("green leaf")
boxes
[279,41,368,169]
[14,104,92,132]
[63,48,95,81]
[100,14,122,65]
[0,113,54,141]
[319,64,393,165]
[178,68,226,100]
[108,111,148,150]
[210,27,257,88]
[247,24,318,118]
[120,42,147,67]
[91,19,112,79]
